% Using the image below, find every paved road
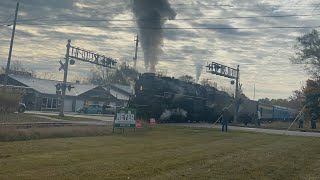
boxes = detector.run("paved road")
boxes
[26,111,115,122]
[170,123,320,137]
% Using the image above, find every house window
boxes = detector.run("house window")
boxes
[42,97,59,109]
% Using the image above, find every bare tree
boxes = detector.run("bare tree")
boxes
[200,78,217,88]
[219,86,234,97]
[36,72,56,80]
[179,75,195,83]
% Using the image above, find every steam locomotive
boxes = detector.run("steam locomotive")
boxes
[129,73,298,123]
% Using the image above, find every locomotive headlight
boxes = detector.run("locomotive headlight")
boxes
[140,86,143,91]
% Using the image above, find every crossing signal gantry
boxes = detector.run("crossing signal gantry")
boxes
[58,40,117,117]
[206,61,240,123]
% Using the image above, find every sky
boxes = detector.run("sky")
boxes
[0,0,319,99]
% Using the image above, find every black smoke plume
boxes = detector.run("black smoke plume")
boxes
[131,0,176,72]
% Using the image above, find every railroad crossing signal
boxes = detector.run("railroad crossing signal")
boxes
[206,62,238,79]
[59,60,66,71]
[55,83,74,91]
[58,39,118,117]
[206,61,240,123]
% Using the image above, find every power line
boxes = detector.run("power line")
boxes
[13,24,320,29]
[0,13,319,24]
[242,2,320,94]
[0,12,15,27]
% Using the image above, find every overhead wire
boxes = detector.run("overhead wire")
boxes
[1,13,320,24]
[241,2,320,98]
[9,23,320,29]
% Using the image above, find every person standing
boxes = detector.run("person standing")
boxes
[298,113,304,128]
[257,110,261,127]
[311,112,317,129]
[222,108,228,132]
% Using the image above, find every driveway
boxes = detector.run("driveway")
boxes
[169,123,320,137]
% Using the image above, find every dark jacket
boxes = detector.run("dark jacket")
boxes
[222,110,228,124]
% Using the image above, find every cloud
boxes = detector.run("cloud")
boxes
[0,0,317,99]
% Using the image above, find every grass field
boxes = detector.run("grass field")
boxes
[43,114,106,122]
[237,121,320,133]
[0,126,319,180]
[0,113,52,123]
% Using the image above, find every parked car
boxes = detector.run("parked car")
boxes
[102,105,117,114]
[77,104,103,114]
[17,103,26,113]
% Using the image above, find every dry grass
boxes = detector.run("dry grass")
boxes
[0,126,112,142]
[44,115,105,122]
[0,126,319,179]
[0,113,53,123]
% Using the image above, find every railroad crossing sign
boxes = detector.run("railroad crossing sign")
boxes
[58,40,117,117]
[206,62,238,79]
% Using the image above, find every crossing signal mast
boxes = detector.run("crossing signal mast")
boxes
[58,40,117,117]
[206,61,240,123]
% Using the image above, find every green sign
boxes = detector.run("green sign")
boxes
[113,108,136,128]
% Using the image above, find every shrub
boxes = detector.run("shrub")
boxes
[0,87,22,113]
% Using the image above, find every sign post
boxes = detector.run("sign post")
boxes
[113,108,137,133]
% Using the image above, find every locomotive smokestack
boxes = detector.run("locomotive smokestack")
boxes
[131,0,176,72]
[195,62,204,83]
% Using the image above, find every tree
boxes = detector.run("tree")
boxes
[219,86,234,97]
[36,72,56,80]
[178,75,195,83]
[87,62,139,86]
[303,79,320,113]
[291,29,320,78]
[200,78,217,88]
[288,89,304,110]
[0,67,4,74]
[1,60,36,77]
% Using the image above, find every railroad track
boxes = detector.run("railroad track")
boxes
[0,122,108,129]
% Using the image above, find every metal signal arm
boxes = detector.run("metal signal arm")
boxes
[206,62,238,79]
[69,46,117,68]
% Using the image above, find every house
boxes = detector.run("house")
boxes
[0,74,133,112]
[107,84,133,107]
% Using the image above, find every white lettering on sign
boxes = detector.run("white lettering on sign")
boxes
[116,111,135,121]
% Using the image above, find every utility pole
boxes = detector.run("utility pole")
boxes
[59,39,71,117]
[133,34,139,69]
[4,2,19,86]
[233,65,240,123]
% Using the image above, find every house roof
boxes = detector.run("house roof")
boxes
[109,88,130,101]
[8,74,98,97]
[112,84,133,94]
